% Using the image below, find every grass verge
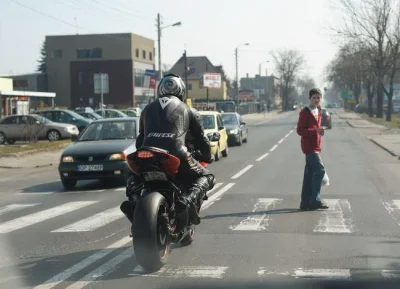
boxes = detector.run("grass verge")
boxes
[360,114,400,129]
[0,139,71,155]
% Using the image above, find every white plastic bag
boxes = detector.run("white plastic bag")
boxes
[322,171,330,186]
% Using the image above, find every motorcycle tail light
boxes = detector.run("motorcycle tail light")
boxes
[127,158,139,175]
[160,154,181,177]
[200,161,207,168]
[137,151,154,158]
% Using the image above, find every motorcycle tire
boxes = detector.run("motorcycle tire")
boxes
[131,191,171,271]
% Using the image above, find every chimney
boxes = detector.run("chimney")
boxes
[246,73,249,78]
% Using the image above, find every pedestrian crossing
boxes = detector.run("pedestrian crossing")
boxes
[1,193,400,235]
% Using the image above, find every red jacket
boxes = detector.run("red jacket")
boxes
[297,106,322,154]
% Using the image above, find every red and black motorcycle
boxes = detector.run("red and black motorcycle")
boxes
[126,133,219,271]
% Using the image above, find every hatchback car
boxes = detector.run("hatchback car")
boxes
[198,111,228,161]
[222,112,248,146]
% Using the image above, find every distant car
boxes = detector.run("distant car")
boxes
[35,109,92,133]
[120,109,138,117]
[322,109,332,129]
[95,109,128,118]
[0,114,79,144]
[198,111,228,161]
[58,117,139,190]
[222,112,248,146]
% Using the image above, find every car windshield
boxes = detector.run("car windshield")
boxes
[31,114,52,123]
[200,115,215,130]
[222,114,238,125]
[78,120,136,141]
[66,110,85,120]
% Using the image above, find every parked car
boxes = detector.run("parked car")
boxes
[322,109,332,129]
[0,114,79,144]
[198,111,228,161]
[35,109,92,133]
[120,109,138,117]
[95,109,128,118]
[222,112,248,146]
[58,117,139,190]
[75,107,103,120]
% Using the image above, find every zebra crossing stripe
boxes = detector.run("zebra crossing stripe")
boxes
[0,201,98,233]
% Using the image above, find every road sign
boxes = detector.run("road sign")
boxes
[93,73,109,94]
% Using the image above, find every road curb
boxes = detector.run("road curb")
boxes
[368,137,398,157]
[346,121,355,128]
[0,163,54,169]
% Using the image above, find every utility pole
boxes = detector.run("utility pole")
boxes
[235,47,239,106]
[184,50,189,99]
[157,13,162,80]
[206,63,209,106]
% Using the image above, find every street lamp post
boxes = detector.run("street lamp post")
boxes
[157,13,181,79]
[258,60,270,77]
[235,43,249,106]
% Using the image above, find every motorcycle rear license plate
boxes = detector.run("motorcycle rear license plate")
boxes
[143,171,168,181]
[77,165,104,172]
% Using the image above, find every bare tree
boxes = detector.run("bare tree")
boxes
[297,76,317,104]
[383,2,400,121]
[271,49,305,111]
[335,0,395,118]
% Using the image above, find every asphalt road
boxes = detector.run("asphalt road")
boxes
[1,110,400,288]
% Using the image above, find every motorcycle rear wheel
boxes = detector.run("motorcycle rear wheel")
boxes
[132,191,171,271]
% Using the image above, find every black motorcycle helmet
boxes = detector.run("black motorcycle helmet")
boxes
[157,73,186,101]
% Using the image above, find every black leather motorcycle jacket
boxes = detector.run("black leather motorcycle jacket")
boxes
[136,95,212,161]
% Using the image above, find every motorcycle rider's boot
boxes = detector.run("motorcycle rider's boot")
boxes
[185,175,214,225]
[120,200,134,223]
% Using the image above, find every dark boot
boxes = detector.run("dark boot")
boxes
[120,200,134,223]
[185,175,214,225]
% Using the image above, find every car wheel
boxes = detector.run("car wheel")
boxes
[61,178,77,190]
[0,132,6,144]
[222,143,229,157]
[47,130,61,142]
[7,139,16,145]
[243,133,248,143]
[215,146,220,161]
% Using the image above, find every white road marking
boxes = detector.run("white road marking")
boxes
[231,165,254,179]
[0,203,40,216]
[257,267,290,277]
[382,200,400,227]
[277,138,284,144]
[269,144,278,152]
[0,201,98,233]
[207,182,223,195]
[201,183,235,211]
[381,269,400,279]
[313,199,352,233]
[33,236,131,289]
[51,207,124,232]
[256,152,269,162]
[65,247,133,289]
[115,187,126,191]
[130,265,228,279]
[230,198,282,231]
[284,132,290,138]
[293,268,351,280]
[15,192,54,195]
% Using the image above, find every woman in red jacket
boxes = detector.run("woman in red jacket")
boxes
[296,88,329,210]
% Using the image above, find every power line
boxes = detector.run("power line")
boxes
[10,0,134,42]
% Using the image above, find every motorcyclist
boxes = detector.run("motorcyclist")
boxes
[120,73,216,225]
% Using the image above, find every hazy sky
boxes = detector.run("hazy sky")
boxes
[0,0,343,86]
